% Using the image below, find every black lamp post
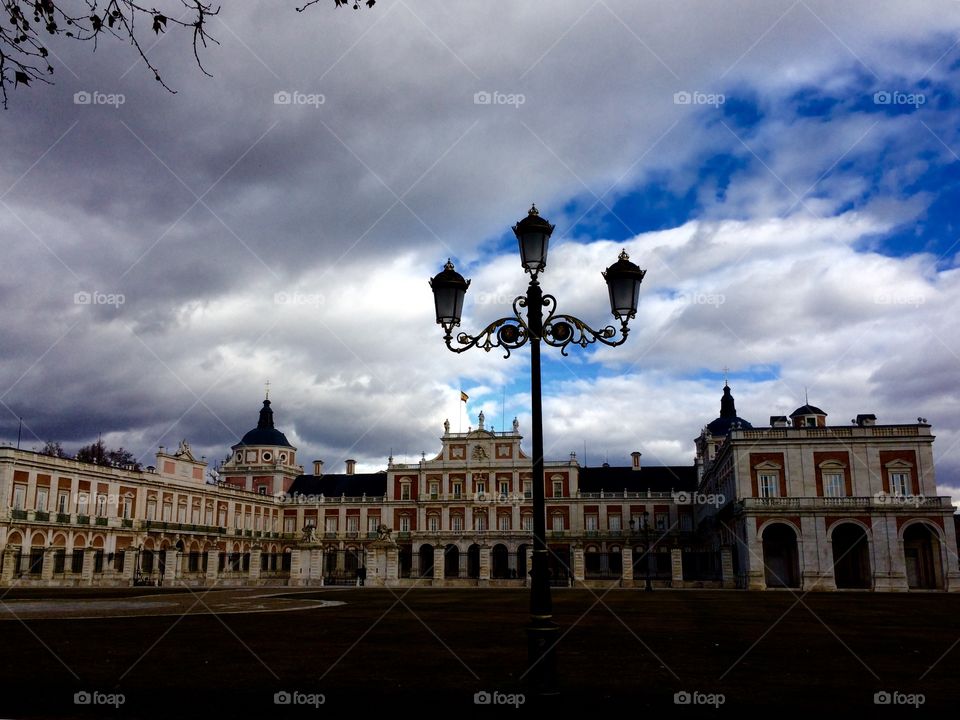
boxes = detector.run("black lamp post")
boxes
[643,510,653,592]
[429,205,646,693]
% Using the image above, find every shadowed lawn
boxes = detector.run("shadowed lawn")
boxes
[0,588,956,714]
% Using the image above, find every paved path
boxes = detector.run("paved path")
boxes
[0,589,343,619]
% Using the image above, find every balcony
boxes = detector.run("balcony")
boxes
[76,515,90,524]
[34,511,50,521]
[11,509,27,521]
[737,496,953,511]
[56,513,71,523]
[95,517,108,526]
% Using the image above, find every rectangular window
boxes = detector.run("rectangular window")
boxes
[522,514,533,531]
[177,505,187,523]
[523,481,532,499]
[325,516,338,534]
[451,515,463,532]
[631,513,644,530]
[205,508,214,526]
[428,515,439,532]
[758,474,779,498]
[400,484,410,500]
[347,516,359,532]
[498,515,510,531]
[258,486,267,496]
[552,481,563,497]
[609,514,621,531]
[191,506,200,523]
[368,516,379,533]
[123,499,132,519]
[824,473,845,497]
[36,488,48,511]
[284,517,295,533]
[400,515,411,532]
[680,514,693,531]
[13,485,25,510]
[57,492,69,513]
[655,512,668,530]
[475,480,486,497]
[234,509,241,528]
[499,480,509,498]
[255,514,262,530]
[551,514,564,532]
[95,495,107,517]
[890,472,910,496]
[585,515,597,531]
[452,482,462,499]
[218,508,227,526]
[430,483,439,500]
[475,514,487,532]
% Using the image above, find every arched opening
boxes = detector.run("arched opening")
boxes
[547,545,571,586]
[516,544,529,580]
[832,523,871,589]
[444,544,460,578]
[418,544,434,578]
[761,523,800,588]
[467,544,480,579]
[491,544,510,579]
[903,523,943,589]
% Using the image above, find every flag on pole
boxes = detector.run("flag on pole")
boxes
[460,390,469,403]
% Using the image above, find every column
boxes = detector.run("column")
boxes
[122,549,137,584]
[479,546,490,583]
[525,546,533,587]
[670,547,683,587]
[572,546,584,584]
[745,518,766,590]
[163,549,179,584]
[81,547,95,586]
[621,546,633,587]
[288,549,304,586]
[206,550,219,584]
[1,545,19,585]
[385,544,398,587]
[40,548,54,583]
[248,547,262,585]
[720,546,735,589]
[433,544,444,583]
[310,548,323,586]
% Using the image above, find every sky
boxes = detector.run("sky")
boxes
[1,1,958,503]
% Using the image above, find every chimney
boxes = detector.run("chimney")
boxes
[345,459,356,475]
[631,451,642,470]
[313,460,323,476]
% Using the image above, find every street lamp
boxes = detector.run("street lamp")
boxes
[642,511,653,592]
[429,204,646,693]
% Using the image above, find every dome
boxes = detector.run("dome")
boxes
[790,404,826,417]
[233,399,293,448]
[706,384,753,435]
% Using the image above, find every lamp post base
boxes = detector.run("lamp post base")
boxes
[526,620,560,695]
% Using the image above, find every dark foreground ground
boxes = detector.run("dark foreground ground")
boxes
[0,587,955,716]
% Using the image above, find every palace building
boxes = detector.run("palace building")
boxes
[1,386,957,591]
